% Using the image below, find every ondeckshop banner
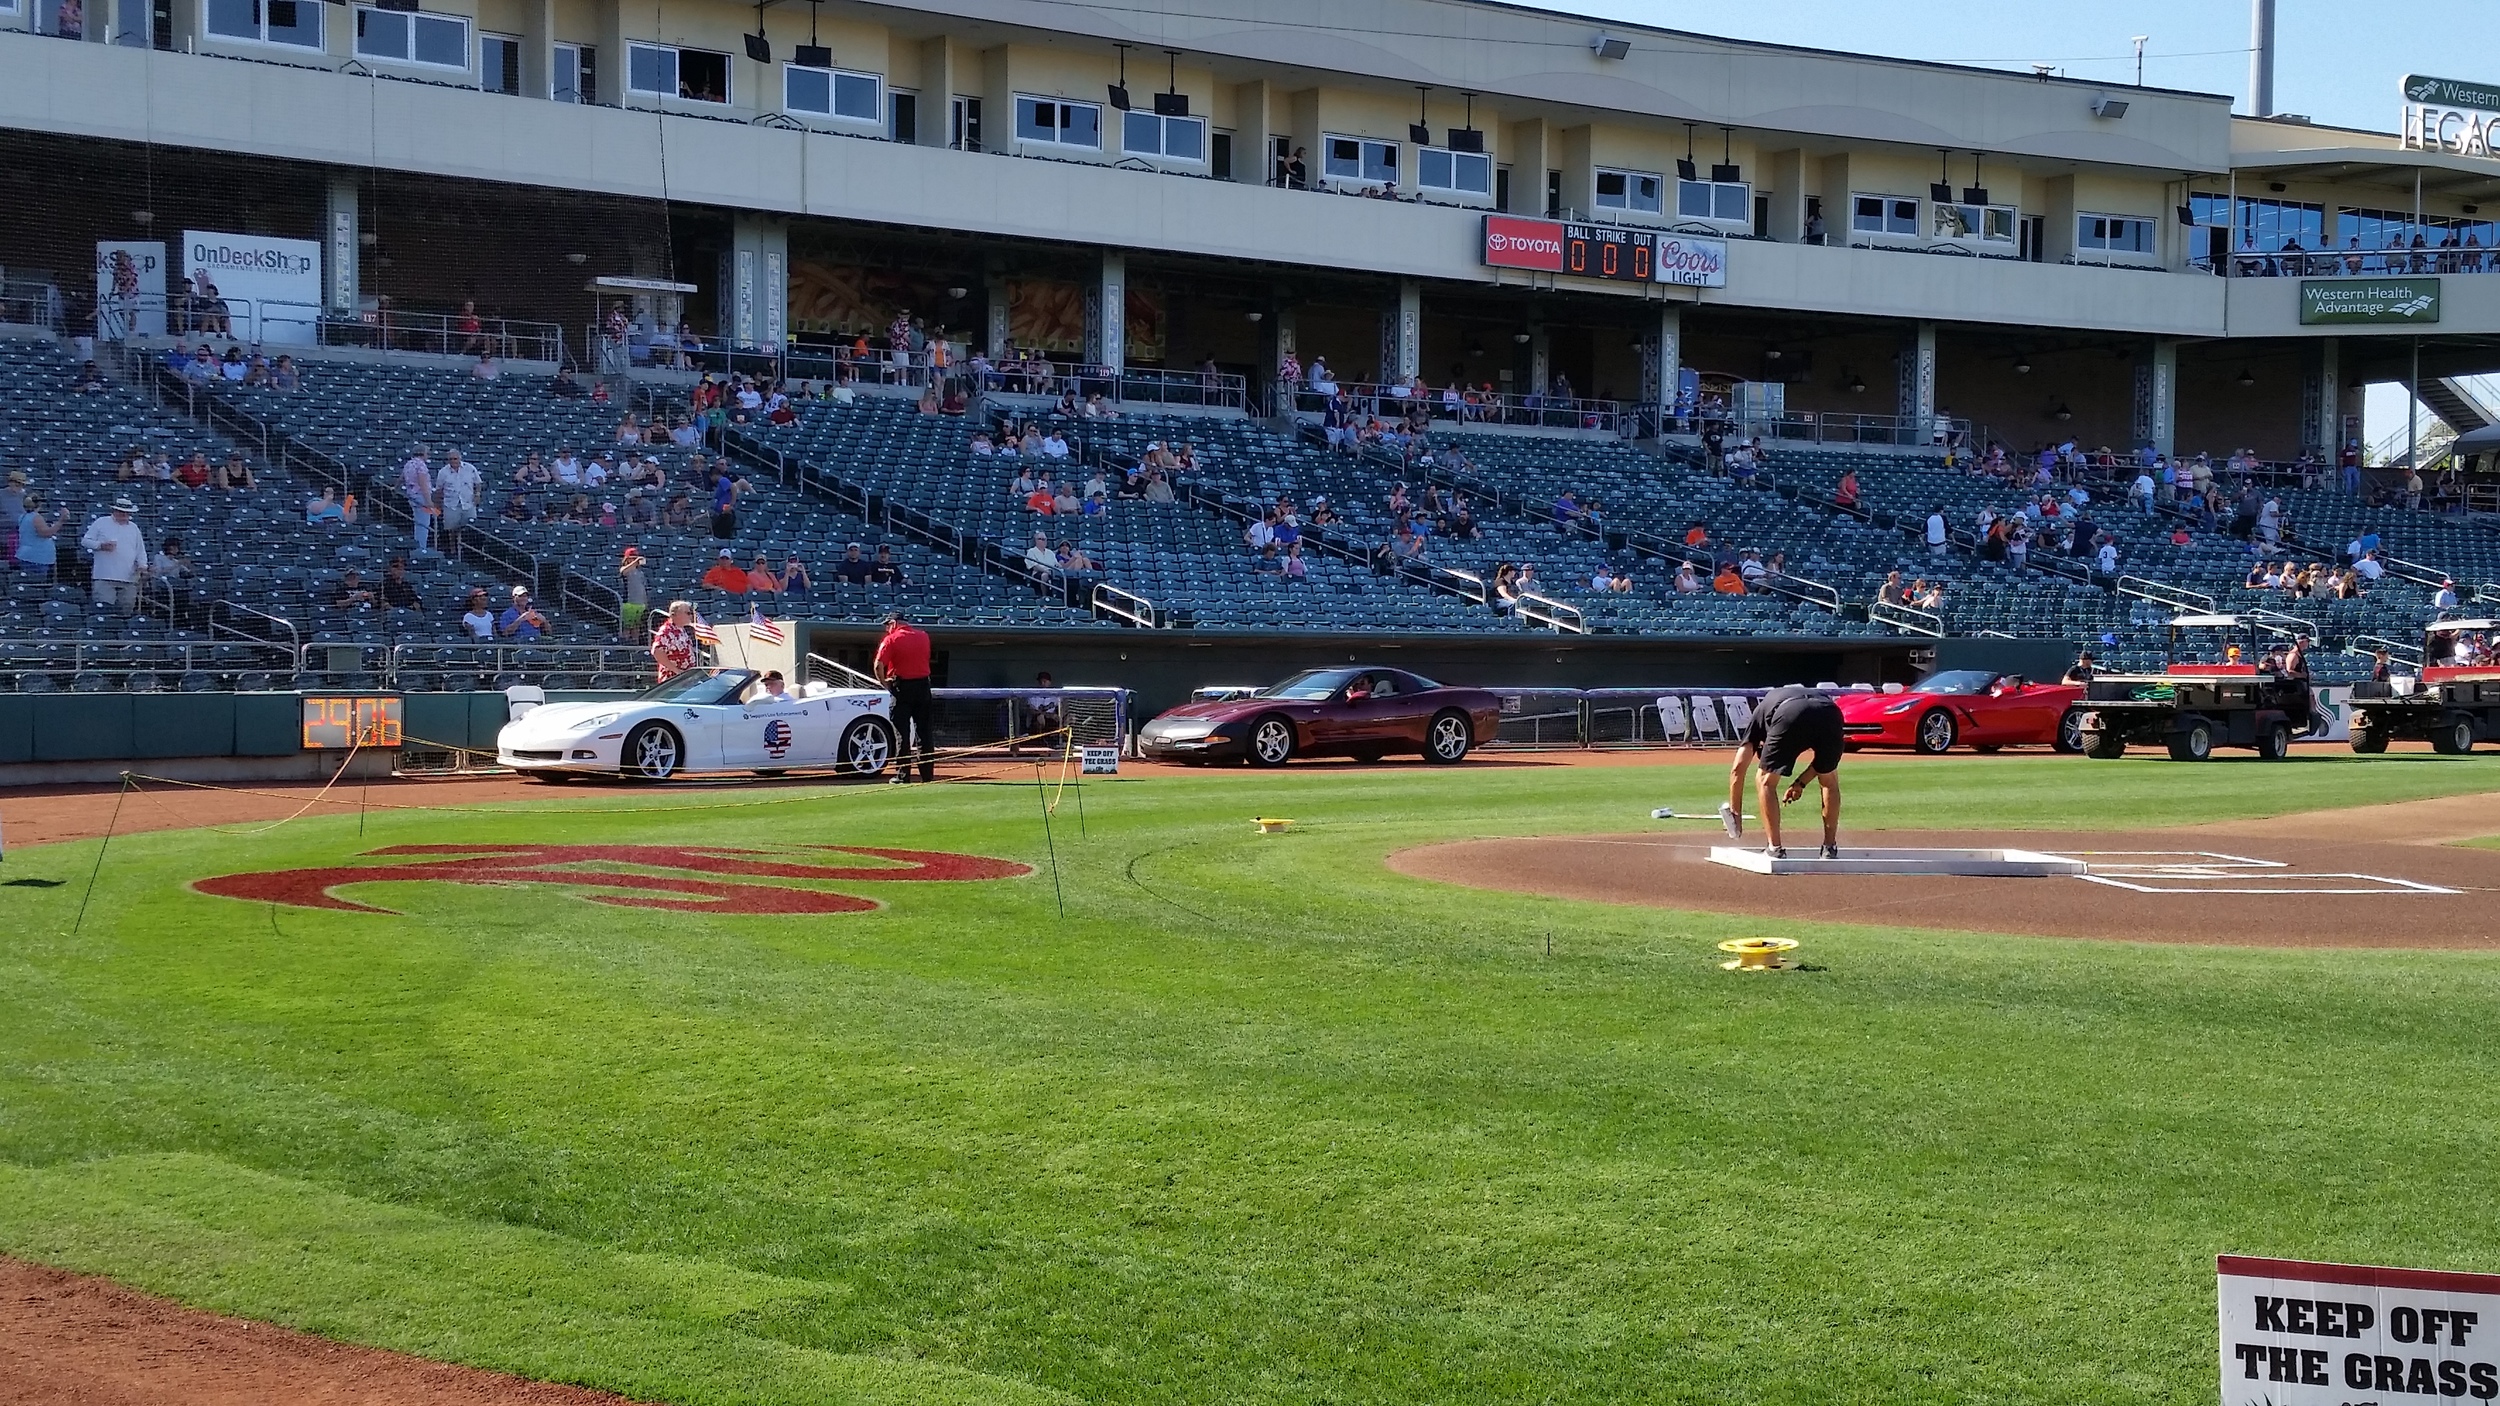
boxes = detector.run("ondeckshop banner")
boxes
[181,230,322,344]
[2219,1255,2500,1405]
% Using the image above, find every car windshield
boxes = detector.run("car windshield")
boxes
[1265,669,1364,700]
[637,669,755,707]
[1910,670,1999,695]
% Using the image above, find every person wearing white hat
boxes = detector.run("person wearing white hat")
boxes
[81,495,147,611]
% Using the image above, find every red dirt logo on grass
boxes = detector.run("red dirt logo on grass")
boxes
[192,844,1031,915]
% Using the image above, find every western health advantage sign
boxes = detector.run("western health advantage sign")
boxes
[2300,278,2441,326]
[2219,1255,2500,1405]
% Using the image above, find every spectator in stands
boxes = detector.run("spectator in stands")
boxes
[1913,581,1944,611]
[708,466,749,538]
[1877,570,1905,606]
[13,493,58,580]
[332,570,377,611]
[2436,579,2461,612]
[1606,565,1634,594]
[614,546,650,639]
[307,487,348,525]
[211,452,255,491]
[378,557,419,610]
[1052,478,1082,515]
[2095,535,2120,578]
[1057,541,1095,573]
[1684,520,1709,549]
[1712,561,1746,594]
[1738,550,1767,587]
[400,445,438,555]
[499,490,533,523]
[458,588,496,640]
[434,449,481,560]
[1024,530,1057,577]
[1833,468,1860,512]
[869,546,905,587]
[499,587,549,640]
[551,366,586,399]
[747,552,783,602]
[832,543,874,586]
[701,548,749,597]
[650,601,701,679]
[1924,506,1948,556]
[471,351,501,382]
[174,453,210,489]
[70,359,108,394]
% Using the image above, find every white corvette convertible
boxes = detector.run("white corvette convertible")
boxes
[497,667,897,781]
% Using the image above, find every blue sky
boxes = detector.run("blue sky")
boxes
[1540,1,2496,451]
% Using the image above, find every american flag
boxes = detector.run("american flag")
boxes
[748,609,786,645]
[689,618,720,647]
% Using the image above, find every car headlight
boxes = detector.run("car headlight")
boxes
[576,712,623,731]
[1153,721,1216,740]
[1884,700,1919,715]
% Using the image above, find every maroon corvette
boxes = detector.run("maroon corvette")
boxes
[1138,667,1504,766]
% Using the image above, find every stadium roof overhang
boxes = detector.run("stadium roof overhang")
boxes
[2228,143,2500,206]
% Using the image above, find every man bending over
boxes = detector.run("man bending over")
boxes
[1719,685,1845,859]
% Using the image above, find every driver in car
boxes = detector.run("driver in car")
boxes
[753,670,794,704]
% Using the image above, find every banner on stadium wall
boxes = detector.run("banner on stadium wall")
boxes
[181,230,322,344]
[1481,214,1566,272]
[2218,1255,2500,1406]
[1481,215,1728,289]
[2307,686,2352,742]
[1654,234,1729,288]
[95,240,166,339]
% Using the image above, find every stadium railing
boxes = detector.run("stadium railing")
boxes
[1281,382,1626,434]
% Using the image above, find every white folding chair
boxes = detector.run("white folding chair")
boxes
[1690,697,1725,742]
[1722,695,1755,735]
[504,684,546,721]
[1654,694,1689,743]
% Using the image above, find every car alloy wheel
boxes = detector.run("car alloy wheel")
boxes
[1426,711,1471,763]
[624,721,680,780]
[1248,716,1296,767]
[1915,709,1956,754]
[2055,710,2085,754]
[842,718,894,776]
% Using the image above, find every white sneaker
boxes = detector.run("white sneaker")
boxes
[1765,844,1787,860]
[1717,803,1742,839]
[1820,843,1839,860]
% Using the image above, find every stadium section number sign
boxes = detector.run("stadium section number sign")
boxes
[1479,216,1726,288]
[2403,74,2500,159]
[2219,1254,2500,1405]
[2300,279,2441,325]
[301,696,404,749]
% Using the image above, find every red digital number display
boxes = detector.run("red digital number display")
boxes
[302,696,404,750]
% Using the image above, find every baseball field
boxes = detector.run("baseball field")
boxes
[5,750,2500,1404]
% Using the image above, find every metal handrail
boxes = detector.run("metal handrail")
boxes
[1284,381,1626,434]
[1090,582,1160,628]
[1515,591,1586,634]
[2246,607,2320,641]
[0,636,296,677]
[2349,634,2426,664]
[2197,247,2500,278]
[804,651,885,691]
[1867,599,1945,637]
[2117,575,2216,613]
[214,599,304,660]
[388,642,654,683]
[2375,552,2450,590]
[320,308,568,365]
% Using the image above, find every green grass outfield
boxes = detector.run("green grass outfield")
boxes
[5,753,2500,1405]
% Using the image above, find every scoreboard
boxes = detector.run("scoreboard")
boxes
[301,695,404,750]
[1560,224,1654,283]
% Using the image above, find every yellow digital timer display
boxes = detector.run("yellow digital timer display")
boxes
[300,696,405,750]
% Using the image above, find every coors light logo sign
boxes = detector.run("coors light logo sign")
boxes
[1481,215,1566,272]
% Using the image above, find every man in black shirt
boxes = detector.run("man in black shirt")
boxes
[1720,685,1846,859]
[832,543,875,586]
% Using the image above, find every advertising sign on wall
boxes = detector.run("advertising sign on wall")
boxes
[94,240,167,339]
[1481,215,1566,272]
[1654,234,1729,288]
[2218,1255,2500,1406]
[2299,279,2441,325]
[181,230,323,343]
[2402,74,2500,159]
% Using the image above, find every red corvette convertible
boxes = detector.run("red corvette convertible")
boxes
[1138,667,1504,766]
[1835,669,2086,754]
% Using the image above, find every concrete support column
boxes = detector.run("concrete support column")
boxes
[322,174,360,316]
[1091,250,1125,372]
[984,273,1010,359]
[724,214,788,353]
[1391,278,1420,382]
[2138,338,2178,458]
[517,0,552,100]
[1528,324,1549,396]
[1899,321,1937,436]
[2314,338,2340,458]
[1639,302,1680,408]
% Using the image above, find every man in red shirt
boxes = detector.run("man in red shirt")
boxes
[874,609,936,783]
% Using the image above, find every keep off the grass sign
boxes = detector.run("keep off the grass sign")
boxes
[2219,1255,2500,1404]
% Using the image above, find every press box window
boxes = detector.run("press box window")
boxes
[1122,110,1205,163]
[628,43,729,104]
[1016,96,1100,148]
[356,7,468,69]
[1595,168,1662,214]
[1418,147,1491,196]
[480,34,521,94]
[1933,202,2016,244]
[1852,194,1919,236]
[553,42,594,103]
[205,0,322,48]
[1323,135,1398,185]
[784,65,880,124]
[2078,214,2156,255]
[1678,178,1750,225]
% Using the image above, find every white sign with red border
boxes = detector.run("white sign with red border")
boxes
[2219,1254,2500,1405]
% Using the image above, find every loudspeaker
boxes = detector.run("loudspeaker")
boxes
[742,33,769,63]
[1961,186,1989,206]
[1446,127,1484,153]
[1710,163,1740,183]
[267,0,296,22]
[1676,159,1697,182]
[1408,123,1430,146]
[1929,182,1954,204]
[793,43,830,68]
[1106,84,1130,111]
[1153,91,1189,117]
[2176,205,2196,225]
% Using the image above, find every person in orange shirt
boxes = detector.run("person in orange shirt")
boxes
[1684,521,1710,548]
[1713,564,1746,594]
[873,609,936,783]
[700,548,749,595]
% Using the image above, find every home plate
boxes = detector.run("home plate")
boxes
[1708,846,2089,877]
